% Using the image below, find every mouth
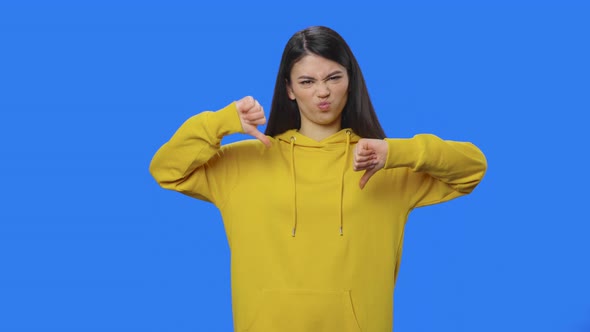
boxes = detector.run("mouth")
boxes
[317,102,331,111]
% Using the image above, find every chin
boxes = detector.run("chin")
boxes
[316,117,342,127]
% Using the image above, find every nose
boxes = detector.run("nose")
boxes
[316,81,330,98]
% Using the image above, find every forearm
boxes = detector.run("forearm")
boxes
[384,134,487,194]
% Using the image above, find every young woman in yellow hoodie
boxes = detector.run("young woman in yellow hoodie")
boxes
[150,26,487,332]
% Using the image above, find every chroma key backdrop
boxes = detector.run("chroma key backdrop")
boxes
[1,1,589,331]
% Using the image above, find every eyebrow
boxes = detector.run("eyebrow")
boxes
[296,70,344,80]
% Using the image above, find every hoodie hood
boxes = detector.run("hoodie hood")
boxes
[276,128,361,147]
[275,128,361,237]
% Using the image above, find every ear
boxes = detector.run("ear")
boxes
[286,80,296,100]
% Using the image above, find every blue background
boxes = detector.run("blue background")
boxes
[1,1,589,331]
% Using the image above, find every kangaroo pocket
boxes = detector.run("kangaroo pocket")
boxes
[245,289,362,332]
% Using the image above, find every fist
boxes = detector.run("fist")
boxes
[235,96,271,147]
[354,138,388,189]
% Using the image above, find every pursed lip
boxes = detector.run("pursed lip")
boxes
[317,102,331,110]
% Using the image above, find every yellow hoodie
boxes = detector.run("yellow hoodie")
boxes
[150,102,487,332]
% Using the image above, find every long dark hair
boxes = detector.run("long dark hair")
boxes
[265,26,386,139]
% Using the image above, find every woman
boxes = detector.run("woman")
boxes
[150,26,487,332]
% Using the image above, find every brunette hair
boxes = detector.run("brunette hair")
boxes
[265,26,386,139]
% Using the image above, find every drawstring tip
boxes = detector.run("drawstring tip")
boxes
[292,228,296,237]
[339,226,343,236]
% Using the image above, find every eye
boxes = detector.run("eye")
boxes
[299,80,313,86]
[328,75,342,81]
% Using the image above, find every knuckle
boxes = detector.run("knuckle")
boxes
[246,97,254,108]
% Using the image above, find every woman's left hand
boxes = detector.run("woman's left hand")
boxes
[354,139,388,189]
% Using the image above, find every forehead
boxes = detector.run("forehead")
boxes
[290,54,346,77]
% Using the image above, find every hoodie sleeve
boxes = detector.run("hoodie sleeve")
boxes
[149,102,244,206]
[383,134,487,208]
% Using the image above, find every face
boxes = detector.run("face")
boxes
[287,54,349,133]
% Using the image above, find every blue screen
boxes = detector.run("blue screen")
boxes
[1,1,589,331]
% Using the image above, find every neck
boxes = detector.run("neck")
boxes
[298,122,342,142]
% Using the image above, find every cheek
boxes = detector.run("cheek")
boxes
[336,84,349,100]
[295,89,314,103]
[292,95,307,110]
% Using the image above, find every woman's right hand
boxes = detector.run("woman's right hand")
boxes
[235,96,272,147]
